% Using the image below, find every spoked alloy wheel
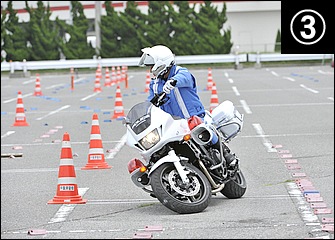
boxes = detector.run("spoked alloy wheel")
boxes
[150,162,211,214]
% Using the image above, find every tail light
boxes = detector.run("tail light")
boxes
[127,158,146,174]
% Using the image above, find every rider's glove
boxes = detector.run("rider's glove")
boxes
[163,79,176,94]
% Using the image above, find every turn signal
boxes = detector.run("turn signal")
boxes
[183,134,191,141]
[140,166,147,172]
[127,158,145,174]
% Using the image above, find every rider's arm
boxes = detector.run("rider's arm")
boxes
[170,69,195,88]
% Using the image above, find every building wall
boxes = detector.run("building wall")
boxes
[1,1,281,53]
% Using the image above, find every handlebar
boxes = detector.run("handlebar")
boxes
[150,80,177,107]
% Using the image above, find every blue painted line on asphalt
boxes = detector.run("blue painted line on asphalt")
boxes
[303,190,320,194]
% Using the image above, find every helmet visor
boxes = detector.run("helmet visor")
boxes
[139,53,155,66]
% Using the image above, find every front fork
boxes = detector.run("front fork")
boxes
[149,149,190,184]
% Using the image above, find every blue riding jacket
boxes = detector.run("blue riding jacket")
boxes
[147,65,205,119]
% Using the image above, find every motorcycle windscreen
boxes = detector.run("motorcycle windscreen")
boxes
[126,101,153,134]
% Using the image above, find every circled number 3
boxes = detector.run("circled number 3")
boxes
[300,15,316,39]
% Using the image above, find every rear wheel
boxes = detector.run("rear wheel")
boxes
[151,162,211,214]
[221,169,247,198]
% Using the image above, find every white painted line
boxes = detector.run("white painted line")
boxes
[271,71,279,77]
[252,123,277,153]
[22,78,36,85]
[283,76,295,82]
[3,93,33,104]
[45,83,67,89]
[106,134,127,159]
[1,140,121,148]
[1,131,15,139]
[328,97,334,101]
[81,92,100,101]
[318,69,334,75]
[45,77,86,89]
[240,99,252,114]
[48,187,89,224]
[224,72,229,78]
[36,105,70,120]
[300,84,319,93]
[232,86,240,96]
[228,78,233,84]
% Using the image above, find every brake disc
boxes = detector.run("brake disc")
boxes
[168,170,200,196]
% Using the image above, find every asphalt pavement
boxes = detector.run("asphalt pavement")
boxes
[1,64,334,239]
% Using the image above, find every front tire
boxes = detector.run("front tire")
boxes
[150,162,211,214]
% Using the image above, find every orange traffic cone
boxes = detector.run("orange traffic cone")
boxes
[144,70,151,93]
[97,64,102,80]
[12,91,29,127]
[206,68,213,91]
[93,68,102,92]
[116,66,121,85]
[33,73,42,96]
[111,66,116,86]
[112,85,125,119]
[104,67,111,87]
[209,82,219,113]
[48,132,87,204]
[82,113,112,170]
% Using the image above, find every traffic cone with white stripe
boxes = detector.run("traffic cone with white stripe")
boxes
[12,91,29,126]
[93,68,102,92]
[111,66,116,86]
[82,113,112,170]
[33,73,42,96]
[116,66,121,85]
[209,82,219,113]
[48,132,87,204]
[144,70,151,93]
[104,67,111,87]
[206,68,213,91]
[112,85,125,119]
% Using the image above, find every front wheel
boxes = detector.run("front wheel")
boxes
[150,162,211,214]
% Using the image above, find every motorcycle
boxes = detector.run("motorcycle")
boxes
[122,83,247,214]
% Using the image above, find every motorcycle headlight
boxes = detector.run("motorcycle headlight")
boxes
[139,128,160,150]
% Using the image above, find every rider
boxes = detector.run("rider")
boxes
[138,45,221,147]
[138,44,236,166]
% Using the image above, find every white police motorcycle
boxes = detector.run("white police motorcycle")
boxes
[123,84,246,214]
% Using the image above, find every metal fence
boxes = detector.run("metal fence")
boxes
[1,53,333,73]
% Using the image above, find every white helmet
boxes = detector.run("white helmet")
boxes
[138,45,175,77]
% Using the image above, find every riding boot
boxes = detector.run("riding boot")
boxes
[223,147,237,166]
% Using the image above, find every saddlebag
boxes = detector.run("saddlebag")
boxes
[211,100,244,141]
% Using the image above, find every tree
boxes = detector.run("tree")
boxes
[2,1,30,61]
[144,1,173,46]
[25,1,60,60]
[1,8,7,62]
[100,1,122,58]
[56,1,95,59]
[169,1,198,55]
[193,1,232,54]
[2,1,234,61]
[119,1,150,57]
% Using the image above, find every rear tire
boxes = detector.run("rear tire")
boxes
[221,169,247,198]
[151,162,211,214]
